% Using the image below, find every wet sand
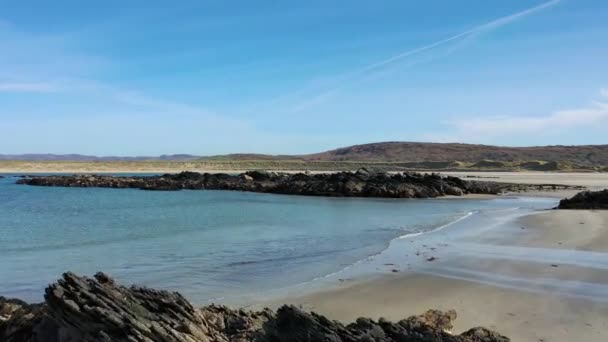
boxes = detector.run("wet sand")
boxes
[515,210,608,252]
[270,273,608,342]
[262,209,608,342]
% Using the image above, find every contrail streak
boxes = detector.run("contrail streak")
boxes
[361,0,560,73]
[291,0,561,111]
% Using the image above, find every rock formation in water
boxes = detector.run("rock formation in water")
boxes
[16,169,578,198]
[0,272,509,342]
[557,189,608,209]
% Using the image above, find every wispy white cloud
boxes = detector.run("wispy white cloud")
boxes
[450,105,608,135]
[289,0,561,112]
[0,20,224,117]
[422,90,608,143]
[601,88,608,97]
[0,16,332,155]
[0,82,59,93]
[1,20,82,91]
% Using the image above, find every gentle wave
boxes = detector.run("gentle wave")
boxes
[396,211,475,240]
[302,210,478,284]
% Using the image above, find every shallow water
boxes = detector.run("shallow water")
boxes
[0,175,555,304]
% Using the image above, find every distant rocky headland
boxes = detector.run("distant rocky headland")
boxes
[16,170,579,198]
[557,189,608,209]
[0,272,510,342]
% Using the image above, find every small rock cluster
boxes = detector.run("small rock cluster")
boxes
[557,189,608,209]
[1,272,510,342]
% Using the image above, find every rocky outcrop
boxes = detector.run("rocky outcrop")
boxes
[257,305,508,342]
[1,272,510,342]
[0,298,57,342]
[557,189,608,209]
[17,170,578,198]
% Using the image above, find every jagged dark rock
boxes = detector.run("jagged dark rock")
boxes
[557,189,608,209]
[16,170,579,198]
[1,272,510,342]
[0,297,58,342]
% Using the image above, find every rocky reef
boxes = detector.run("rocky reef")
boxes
[0,272,509,342]
[557,189,608,209]
[17,170,578,198]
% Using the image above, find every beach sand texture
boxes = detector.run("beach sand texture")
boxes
[262,209,608,342]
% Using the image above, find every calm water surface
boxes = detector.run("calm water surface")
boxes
[0,175,554,303]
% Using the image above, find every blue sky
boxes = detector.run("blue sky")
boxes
[1,0,607,155]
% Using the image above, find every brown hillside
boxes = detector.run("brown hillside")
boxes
[303,142,608,166]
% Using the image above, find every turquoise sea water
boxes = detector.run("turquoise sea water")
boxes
[0,175,555,304]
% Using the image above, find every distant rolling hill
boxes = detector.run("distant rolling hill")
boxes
[301,142,608,166]
[198,153,299,161]
[2,142,608,171]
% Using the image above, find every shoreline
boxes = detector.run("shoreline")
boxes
[1,168,607,175]
[190,209,488,308]
[236,201,536,306]
[253,204,608,342]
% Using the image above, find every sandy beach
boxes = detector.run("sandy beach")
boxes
[268,272,608,342]
[259,206,608,341]
[442,171,608,189]
[515,210,608,251]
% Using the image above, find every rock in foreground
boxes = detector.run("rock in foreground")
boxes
[557,189,608,209]
[0,272,509,342]
[17,170,577,198]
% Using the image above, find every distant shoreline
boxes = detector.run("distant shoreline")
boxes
[1,158,606,174]
[1,167,606,175]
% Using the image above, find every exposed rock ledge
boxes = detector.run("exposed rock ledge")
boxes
[1,272,509,342]
[557,189,608,209]
[17,170,579,198]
